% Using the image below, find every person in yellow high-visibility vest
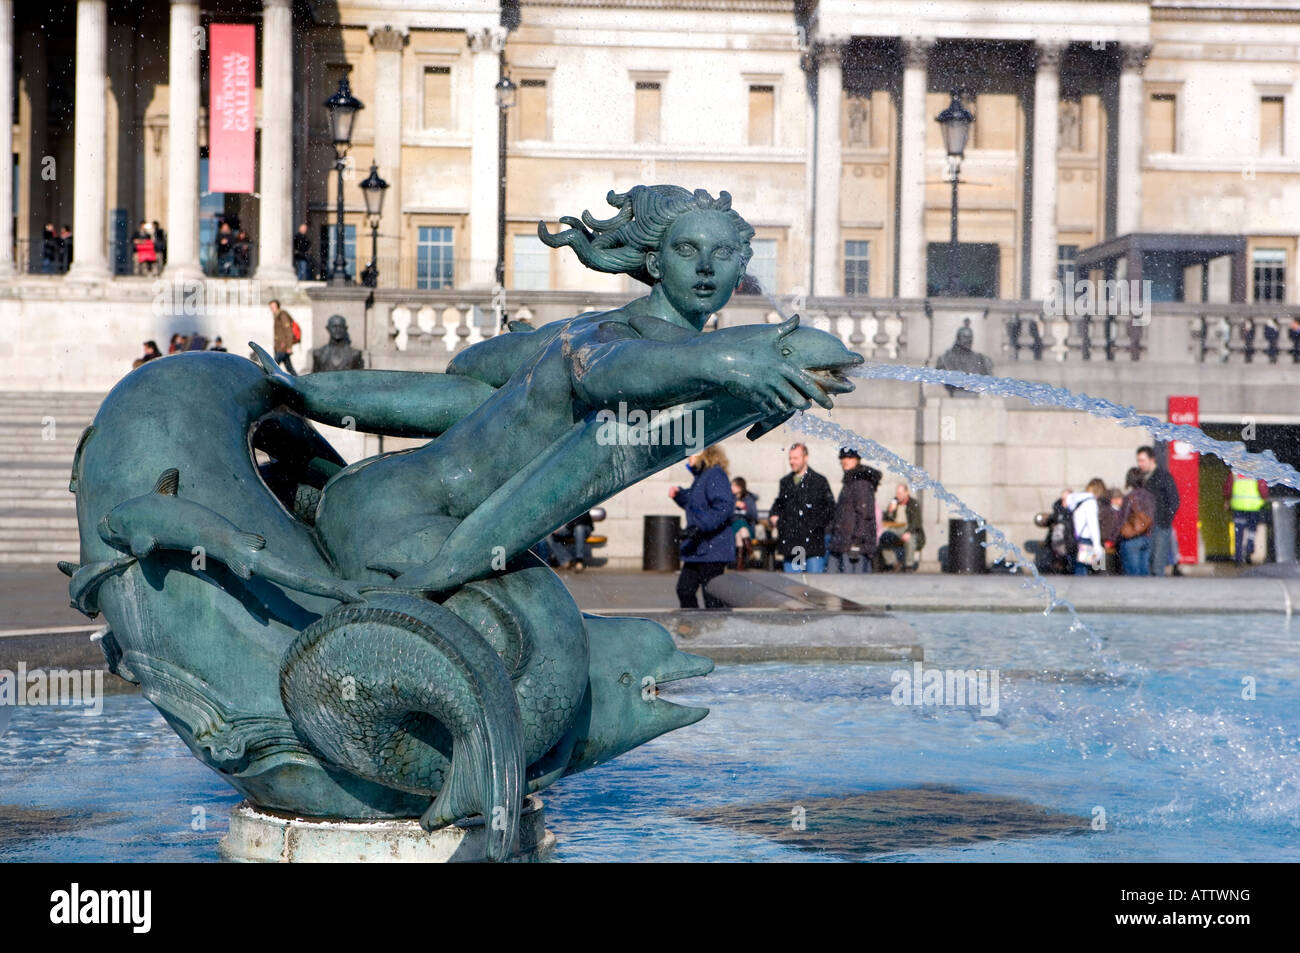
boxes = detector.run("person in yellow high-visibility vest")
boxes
[1224,472,1270,565]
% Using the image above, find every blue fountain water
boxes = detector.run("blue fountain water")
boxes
[2,612,1295,861]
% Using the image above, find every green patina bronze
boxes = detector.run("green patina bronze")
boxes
[64,185,863,861]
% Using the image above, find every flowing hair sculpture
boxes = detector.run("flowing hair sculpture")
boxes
[538,185,756,287]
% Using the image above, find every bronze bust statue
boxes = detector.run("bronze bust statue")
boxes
[311,314,365,372]
[934,319,992,396]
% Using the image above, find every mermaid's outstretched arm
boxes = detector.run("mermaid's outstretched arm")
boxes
[251,343,496,438]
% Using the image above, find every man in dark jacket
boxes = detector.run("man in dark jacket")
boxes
[1136,445,1180,576]
[768,442,836,573]
[671,447,735,608]
[828,447,881,573]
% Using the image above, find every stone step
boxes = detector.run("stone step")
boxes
[0,515,80,528]
[0,498,77,510]
[0,538,81,553]
[0,487,75,500]
[0,551,74,565]
[0,526,81,539]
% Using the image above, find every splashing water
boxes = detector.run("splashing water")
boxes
[853,362,1300,491]
[786,413,1104,652]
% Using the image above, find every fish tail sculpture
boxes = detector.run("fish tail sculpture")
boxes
[279,594,526,861]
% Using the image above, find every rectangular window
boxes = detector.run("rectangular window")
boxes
[1148,93,1177,153]
[745,238,778,294]
[512,233,550,290]
[748,85,774,146]
[1056,244,1079,287]
[1253,248,1286,303]
[417,226,455,289]
[1261,96,1284,156]
[635,81,661,143]
[517,79,548,141]
[844,240,870,296]
[423,67,452,129]
[324,224,357,281]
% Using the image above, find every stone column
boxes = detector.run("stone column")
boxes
[1115,43,1149,237]
[1030,42,1065,301]
[0,0,14,275]
[67,0,109,279]
[18,28,47,272]
[369,25,406,280]
[467,27,505,289]
[812,42,844,298]
[164,0,201,279]
[898,37,933,298]
[256,0,296,282]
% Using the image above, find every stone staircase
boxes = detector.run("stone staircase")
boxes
[0,392,104,566]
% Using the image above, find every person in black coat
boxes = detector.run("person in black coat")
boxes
[828,447,881,573]
[768,442,836,573]
[1136,445,1181,576]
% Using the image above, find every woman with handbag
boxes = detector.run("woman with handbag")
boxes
[1113,467,1157,576]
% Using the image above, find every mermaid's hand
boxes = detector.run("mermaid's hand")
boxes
[704,316,836,417]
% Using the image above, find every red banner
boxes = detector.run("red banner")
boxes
[208,24,256,194]
[1167,396,1200,563]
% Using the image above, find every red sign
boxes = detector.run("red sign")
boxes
[208,25,256,194]
[1167,396,1200,564]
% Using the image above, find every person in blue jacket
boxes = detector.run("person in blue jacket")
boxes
[669,444,735,609]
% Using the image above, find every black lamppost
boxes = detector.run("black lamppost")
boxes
[495,69,516,321]
[936,92,974,296]
[324,78,363,286]
[359,162,389,288]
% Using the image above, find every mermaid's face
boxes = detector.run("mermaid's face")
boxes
[647,210,746,327]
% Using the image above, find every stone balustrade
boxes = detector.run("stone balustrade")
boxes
[351,288,1300,372]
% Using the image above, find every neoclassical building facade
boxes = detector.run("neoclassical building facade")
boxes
[3,0,1298,305]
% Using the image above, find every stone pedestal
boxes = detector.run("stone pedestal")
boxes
[219,795,555,863]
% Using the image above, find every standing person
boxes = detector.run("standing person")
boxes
[828,447,881,574]
[880,483,926,571]
[730,477,758,570]
[269,299,298,375]
[215,221,234,276]
[233,230,253,277]
[167,333,185,354]
[209,337,228,352]
[293,223,313,281]
[670,445,735,609]
[57,225,73,272]
[768,442,835,573]
[152,221,167,267]
[1113,467,1156,576]
[1065,479,1107,575]
[1225,469,1270,565]
[1136,445,1180,576]
[40,224,58,273]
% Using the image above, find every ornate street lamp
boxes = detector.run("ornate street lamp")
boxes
[324,77,363,285]
[936,92,974,296]
[495,71,516,325]
[359,162,389,288]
